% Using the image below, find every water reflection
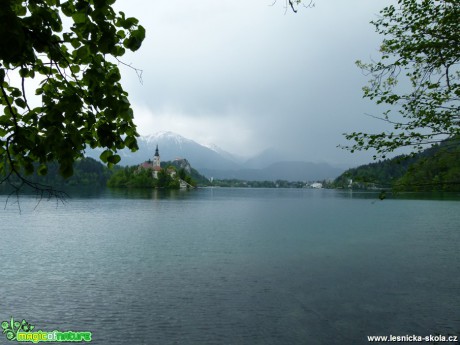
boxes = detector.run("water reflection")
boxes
[104,187,194,200]
[1,183,459,202]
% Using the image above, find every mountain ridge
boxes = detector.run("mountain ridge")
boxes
[85,131,343,181]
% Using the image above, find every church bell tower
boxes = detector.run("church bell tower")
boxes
[153,145,160,168]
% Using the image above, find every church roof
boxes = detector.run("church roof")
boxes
[139,162,153,169]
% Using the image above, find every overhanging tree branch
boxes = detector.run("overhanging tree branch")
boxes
[345,0,460,158]
[0,0,145,199]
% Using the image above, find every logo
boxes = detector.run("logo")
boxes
[2,317,92,343]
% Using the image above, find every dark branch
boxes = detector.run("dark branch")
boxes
[288,0,298,13]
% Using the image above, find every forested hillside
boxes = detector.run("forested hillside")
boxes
[1,157,111,190]
[334,139,460,192]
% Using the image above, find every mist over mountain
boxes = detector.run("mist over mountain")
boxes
[85,131,343,181]
[201,162,342,182]
[243,147,284,169]
[86,131,240,170]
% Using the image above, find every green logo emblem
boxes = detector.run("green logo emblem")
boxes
[1,316,92,343]
[2,318,35,341]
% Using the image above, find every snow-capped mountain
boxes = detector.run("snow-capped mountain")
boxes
[201,143,246,164]
[143,131,194,149]
[86,131,241,170]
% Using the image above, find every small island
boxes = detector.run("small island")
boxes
[107,145,198,189]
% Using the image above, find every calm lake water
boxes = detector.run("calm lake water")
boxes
[0,188,459,344]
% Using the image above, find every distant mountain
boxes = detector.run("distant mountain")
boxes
[85,131,344,181]
[202,143,245,164]
[243,147,284,169]
[85,131,241,171]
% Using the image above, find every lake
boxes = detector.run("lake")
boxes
[0,188,459,344]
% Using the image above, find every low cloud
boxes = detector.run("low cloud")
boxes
[117,0,397,165]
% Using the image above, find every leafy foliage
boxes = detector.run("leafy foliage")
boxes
[345,0,460,158]
[396,139,460,191]
[0,0,145,186]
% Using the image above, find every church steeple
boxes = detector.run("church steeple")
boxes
[153,144,160,167]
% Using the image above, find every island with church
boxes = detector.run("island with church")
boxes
[107,145,199,189]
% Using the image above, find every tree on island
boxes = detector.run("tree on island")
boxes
[107,163,198,189]
[344,0,459,159]
[0,0,145,197]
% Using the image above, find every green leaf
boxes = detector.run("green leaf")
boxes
[112,45,125,57]
[75,45,90,60]
[107,154,121,164]
[14,5,27,16]
[122,17,139,29]
[117,29,126,38]
[100,149,112,163]
[14,98,27,109]
[69,65,80,74]
[11,89,22,97]
[72,12,87,24]
[70,38,81,49]
[19,68,29,77]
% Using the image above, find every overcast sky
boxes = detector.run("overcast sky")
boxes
[112,0,396,166]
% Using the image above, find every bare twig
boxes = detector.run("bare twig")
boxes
[270,0,315,13]
[115,58,143,85]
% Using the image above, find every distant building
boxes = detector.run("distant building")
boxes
[138,144,163,178]
[310,182,323,189]
[137,146,193,189]
[153,145,160,168]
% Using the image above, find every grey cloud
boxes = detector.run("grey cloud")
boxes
[116,0,396,165]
